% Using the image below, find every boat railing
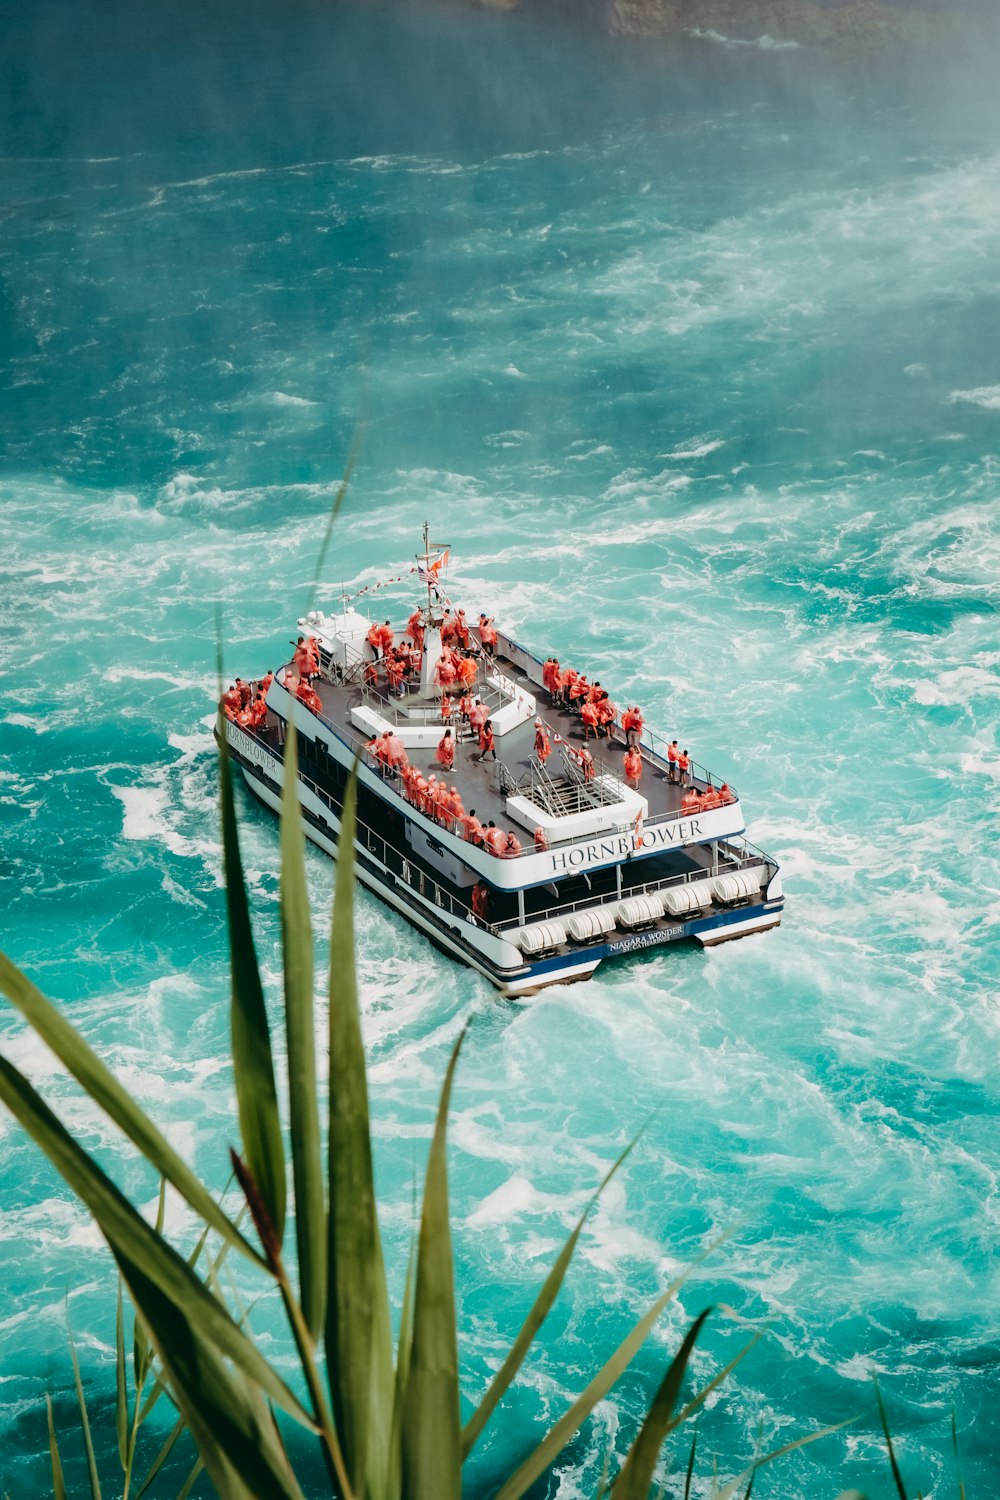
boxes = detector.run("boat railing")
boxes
[280,745,770,939]
[287,760,496,933]
[273,672,743,864]
[491,842,769,933]
[490,628,738,800]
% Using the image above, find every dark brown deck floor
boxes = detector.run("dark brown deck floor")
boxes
[308,655,691,841]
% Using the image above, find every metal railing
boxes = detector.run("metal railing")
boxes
[297,618,736,799]
[491,628,738,800]
[269,669,742,865]
[492,841,769,933]
[276,754,493,933]
[249,708,773,943]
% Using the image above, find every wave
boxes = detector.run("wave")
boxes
[686,27,801,51]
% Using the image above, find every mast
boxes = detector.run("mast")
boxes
[422,518,434,620]
[417,519,446,698]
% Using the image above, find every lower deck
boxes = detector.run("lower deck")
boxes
[226,720,781,994]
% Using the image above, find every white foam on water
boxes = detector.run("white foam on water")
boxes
[950,383,1000,409]
[659,438,726,459]
[912,666,1000,706]
[268,390,319,407]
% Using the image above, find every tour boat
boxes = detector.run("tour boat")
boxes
[220,528,784,997]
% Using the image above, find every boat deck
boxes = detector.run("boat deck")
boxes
[288,651,701,846]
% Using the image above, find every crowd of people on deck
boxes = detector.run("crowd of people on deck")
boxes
[538,654,735,803]
[363,726,532,858]
[221,672,274,731]
[222,605,737,878]
[361,608,498,703]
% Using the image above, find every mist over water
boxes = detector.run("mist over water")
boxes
[2,1,999,1495]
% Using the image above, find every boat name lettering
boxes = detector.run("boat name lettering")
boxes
[228,724,274,774]
[608,927,684,955]
[547,818,703,872]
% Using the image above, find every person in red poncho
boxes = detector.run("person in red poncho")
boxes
[580,700,599,740]
[624,745,642,788]
[533,719,551,763]
[622,706,644,748]
[405,609,425,650]
[484,823,506,856]
[458,808,484,845]
[471,881,490,922]
[478,718,496,762]
[436,729,455,772]
[458,654,478,691]
[296,679,322,715]
[434,655,456,691]
[478,614,498,650]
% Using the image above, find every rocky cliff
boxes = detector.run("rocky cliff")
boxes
[426,0,977,58]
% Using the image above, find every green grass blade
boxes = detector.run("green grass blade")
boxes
[0,1053,314,1429]
[280,727,326,1340]
[386,1228,418,1500]
[135,1416,186,1498]
[683,1423,699,1500]
[118,1250,306,1500]
[400,1029,466,1500]
[115,1276,129,1470]
[68,1332,102,1500]
[610,1309,712,1500]
[874,1377,909,1500]
[325,770,394,1498]
[493,1253,709,1500]
[306,426,363,613]
[712,1419,855,1500]
[0,952,265,1271]
[218,725,287,1249]
[462,1139,638,1460]
[45,1395,66,1500]
[175,1458,205,1500]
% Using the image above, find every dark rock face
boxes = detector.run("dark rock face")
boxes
[410,0,977,58]
[606,0,896,46]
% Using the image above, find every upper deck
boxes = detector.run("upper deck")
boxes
[258,612,746,889]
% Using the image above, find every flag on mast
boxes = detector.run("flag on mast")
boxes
[417,547,449,584]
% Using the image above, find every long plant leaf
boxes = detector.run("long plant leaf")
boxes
[68,1332,102,1500]
[118,1249,306,1500]
[683,1423,699,1500]
[45,1395,66,1500]
[611,1309,712,1499]
[0,1054,314,1428]
[115,1276,129,1470]
[387,1227,418,1500]
[492,1261,708,1500]
[218,723,287,1247]
[325,771,394,1498]
[0,953,264,1271]
[874,1377,908,1500]
[280,727,326,1339]
[135,1416,186,1499]
[306,425,364,613]
[712,1418,855,1500]
[175,1459,205,1500]
[952,1410,966,1500]
[462,1139,638,1459]
[400,1029,466,1500]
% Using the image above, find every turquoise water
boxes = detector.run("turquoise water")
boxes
[2,1,999,1494]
